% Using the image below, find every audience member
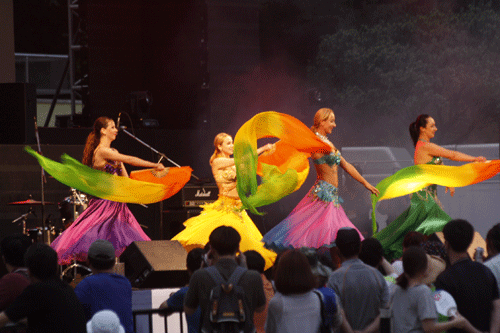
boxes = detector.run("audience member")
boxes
[0,234,32,311]
[0,243,86,333]
[392,246,466,332]
[74,239,133,333]
[327,228,389,331]
[86,309,125,333]
[391,231,426,275]
[159,247,204,333]
[184,226,266,333]
[265,249,339,333]
[244,250,274,333]
[435,219,500,333]
[300,248,343,332]
[359,237,396,277]
[484,223,500,294]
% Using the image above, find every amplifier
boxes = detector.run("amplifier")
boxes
[181,184,218,207]
[164,184,219,208]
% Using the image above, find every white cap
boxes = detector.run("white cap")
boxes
[86,310,125,333]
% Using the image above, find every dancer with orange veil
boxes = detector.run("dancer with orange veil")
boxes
[262,108,379,250]
[49,117,166,264]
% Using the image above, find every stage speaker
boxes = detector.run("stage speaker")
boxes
[120,240,188,288]
[163,208,202,240]
[0,83,36,144]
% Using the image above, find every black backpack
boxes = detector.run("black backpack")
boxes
[202,266,249,333]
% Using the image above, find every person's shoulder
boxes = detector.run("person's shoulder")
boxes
[242,268,261,280]
[414,284,432,294]
[190,267,211,283]
[110,273,133,285]
[0,272,30,284]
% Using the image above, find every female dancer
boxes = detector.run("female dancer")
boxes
[51,117,165,264]
[172,133,277,270]
[374,114,486,260]
[262,108,379,250]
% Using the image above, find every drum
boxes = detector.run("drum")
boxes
[58,191,88,229]
[28,226,60,244]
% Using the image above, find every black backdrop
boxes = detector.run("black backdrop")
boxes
[84,0,209,129]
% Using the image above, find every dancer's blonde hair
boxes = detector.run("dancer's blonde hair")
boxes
[310,108,334,132]
[209,132,231,164]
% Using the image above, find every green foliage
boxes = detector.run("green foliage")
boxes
[308,3,500,144]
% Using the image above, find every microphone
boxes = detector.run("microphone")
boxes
[117,113,121,128]
[118,125,127,131]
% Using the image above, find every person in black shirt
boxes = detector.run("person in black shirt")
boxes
[0,243,86,333]
[435,219,500,333]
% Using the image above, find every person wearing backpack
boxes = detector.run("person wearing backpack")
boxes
[184,226,267,333]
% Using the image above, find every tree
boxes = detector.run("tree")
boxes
[308,2,500,146]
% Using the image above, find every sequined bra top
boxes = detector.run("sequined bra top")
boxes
[213,164,237,197]
[415,140,443,165]
[92,148,122,175]
[101,161,122,175]
[313,150,342,167]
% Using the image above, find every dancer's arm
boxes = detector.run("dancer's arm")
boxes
[339,157,379,196]
[96,147,165,171]
[256,143,275,155]
[211,144,274,171]
[422,143,486,163]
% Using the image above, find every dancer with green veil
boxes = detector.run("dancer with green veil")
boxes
[374,114,486,260]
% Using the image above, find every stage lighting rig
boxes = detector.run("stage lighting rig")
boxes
[129,91,158,128]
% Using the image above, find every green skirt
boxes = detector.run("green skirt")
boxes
[374,185,450,261]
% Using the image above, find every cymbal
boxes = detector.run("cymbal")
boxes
[8,199,56,206]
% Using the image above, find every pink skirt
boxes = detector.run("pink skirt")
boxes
[262,180,364,250]
[50,197,150,264]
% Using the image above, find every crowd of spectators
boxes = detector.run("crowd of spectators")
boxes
[0,218,499,333]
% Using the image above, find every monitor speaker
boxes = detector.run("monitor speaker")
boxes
[120,240,188,288]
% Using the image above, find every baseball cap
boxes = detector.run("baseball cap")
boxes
[88,239,115,261]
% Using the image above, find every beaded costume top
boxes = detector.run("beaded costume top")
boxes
[313,132,342,166]
[213,164,237,197]
[313,150,342,167]
[415,140,443,198]
[92,147,122,175]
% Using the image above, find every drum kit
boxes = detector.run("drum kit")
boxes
[8,189,88,244]
[8,189,92,282]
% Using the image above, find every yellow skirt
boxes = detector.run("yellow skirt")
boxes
[172,196,276,270]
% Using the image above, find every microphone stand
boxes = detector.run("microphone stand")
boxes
[34,116,48,244]
[119,126,200,241]
[119,127,200,180]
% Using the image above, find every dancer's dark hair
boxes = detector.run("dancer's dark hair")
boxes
[82,117,112,167]
[409,114,430,147]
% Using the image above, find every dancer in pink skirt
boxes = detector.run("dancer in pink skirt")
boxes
[50,117,165,264]
[262,108,379,250]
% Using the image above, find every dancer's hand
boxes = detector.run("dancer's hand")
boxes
[154,163,166,171]
[475,156,487,162]
[445,187,455,197]
[365,183,379,196]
